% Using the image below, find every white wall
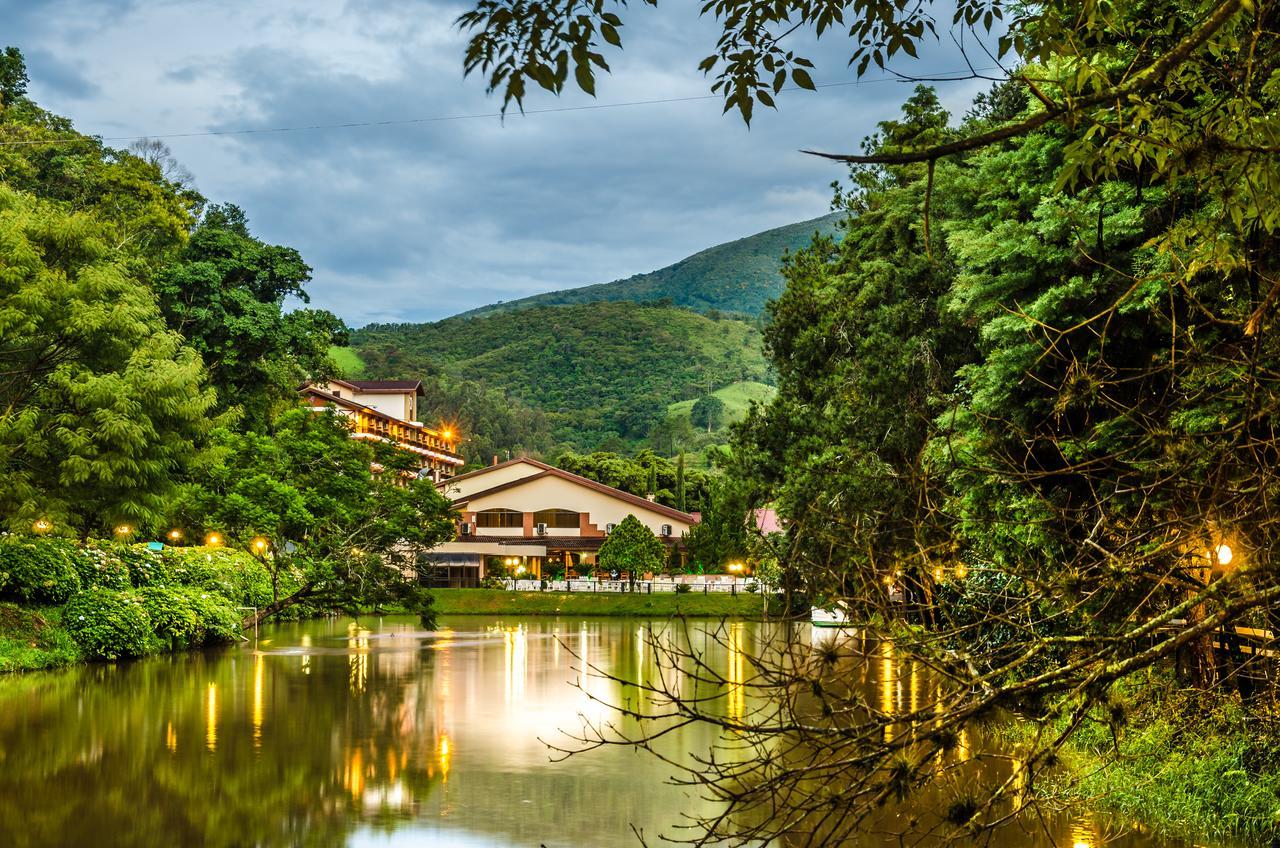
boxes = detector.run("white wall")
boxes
[465,475,692,537]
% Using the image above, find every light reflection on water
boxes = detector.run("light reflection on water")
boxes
[0,616,1203,847]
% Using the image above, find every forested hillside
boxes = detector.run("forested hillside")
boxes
[460,214,840,318]
[350,302,770,452]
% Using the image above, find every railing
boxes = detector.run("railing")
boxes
[503,578,761,595]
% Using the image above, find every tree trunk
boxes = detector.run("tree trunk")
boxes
[241,582,316,630]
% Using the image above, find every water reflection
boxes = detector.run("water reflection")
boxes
[0,616,1205,848]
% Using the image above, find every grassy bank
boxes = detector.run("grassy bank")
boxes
[1012,670,1280,846]
[434,588,767,617]
[0,603,79,672]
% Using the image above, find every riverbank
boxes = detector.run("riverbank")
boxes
[1013,670,1280,846]
[0,536,299,673]
[433,587,768,617]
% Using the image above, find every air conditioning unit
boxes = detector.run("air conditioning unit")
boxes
[660,524,673,537]
[459,522,473,536]
[536,522,548,536]
[605,523,617,534]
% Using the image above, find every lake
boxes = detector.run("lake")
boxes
[0,615,1198,847]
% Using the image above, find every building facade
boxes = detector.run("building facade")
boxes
[426,457,698,586]
[300,379,465,480]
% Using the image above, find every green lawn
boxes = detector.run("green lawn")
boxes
[328,345,366,378]
[667,380,776,427]
[433,588,765,617]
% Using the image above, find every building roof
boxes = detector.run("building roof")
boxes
[324,378,424,396]
[445,457,699,524]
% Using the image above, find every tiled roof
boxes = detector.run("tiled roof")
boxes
[447,457,699,524]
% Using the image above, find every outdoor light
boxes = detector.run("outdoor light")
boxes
[114,524,132,537]
[251,537,269,553]
[442,428,454,440]
[205,532,223,547]
[168,528,183,541]
[932,566,944,582]
[1215,543,1234,566]
[516,565,526,575]
[955,564,968,580]
[31,518,52,534]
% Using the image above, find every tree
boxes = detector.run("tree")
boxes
[0,46,28,106]
[153,204,348,426]
[544,51,1280,844]
[690,394,725,432]
[596,515,665,581]
[0,186,215,534]
[176,407,456,626]
[683,476,752,573]
[675,451,686,512]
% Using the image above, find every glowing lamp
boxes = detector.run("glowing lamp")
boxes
[442,428,454,440]
[955,564,969,580]
[168,528,183,541]
[114,524,132,537]
[205,533,223,547]
[32,519,52,534]
[1215,544,1234,566]
[251,537,269,553]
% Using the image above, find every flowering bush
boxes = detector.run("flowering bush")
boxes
[139,586,240,648]
[0,536,81,604]
[70,543,132,591]
[62,588,153,660]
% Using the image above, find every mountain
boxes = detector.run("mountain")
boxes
[459,213,841,318]
[348,302,770,453]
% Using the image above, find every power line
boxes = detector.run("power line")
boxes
[0,68,1002,147]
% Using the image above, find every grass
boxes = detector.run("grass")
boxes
[328,345,366,378]
[667,380,777,428]
[0,603,80,672]
[433,588,767,617]
[1014,670,1280,845]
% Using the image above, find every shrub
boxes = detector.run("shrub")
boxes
[674,583,692,594]
[162,547,277,605]
[69,543,132,591]
[0,536,82,604]
[100,542,172,587]
[63,588,154,660]
[744,581,759,593]
[140,586,240,648]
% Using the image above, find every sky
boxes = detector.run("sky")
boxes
[3,0,997,325]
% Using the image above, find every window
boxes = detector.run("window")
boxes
[533,509,579,529]
[475,508,523,528]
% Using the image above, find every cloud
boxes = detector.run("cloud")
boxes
[3,0,1002,325]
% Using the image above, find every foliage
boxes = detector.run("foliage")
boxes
[597,515,666,577]
[62,588,153,661]
[68,542,133,592]
[683,477,753,573]
[153,203,348,426]
[690,395,726,432]
[352,301,769,450]
[139,585,240,649]
[0,602,79,672]
[459,215,840,317]
[0,186,216,534]
[554,449,708,512]
[175,407,456,623]
[0,536,81,604]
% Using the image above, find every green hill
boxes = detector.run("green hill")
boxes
[667,380,777,427]
[461,214,841,318]
[350,302,770,451]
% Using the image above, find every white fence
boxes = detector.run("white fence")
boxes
[503,578,761,594]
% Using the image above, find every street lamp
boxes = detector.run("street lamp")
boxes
[251,537,269,555]
[114,524,132,538]
[168,528,184,542]
[205,532,223,547]
[31,518,52,534]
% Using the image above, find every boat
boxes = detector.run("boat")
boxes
[810,602,852,627]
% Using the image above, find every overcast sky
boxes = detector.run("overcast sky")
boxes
[4,0,995,325]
